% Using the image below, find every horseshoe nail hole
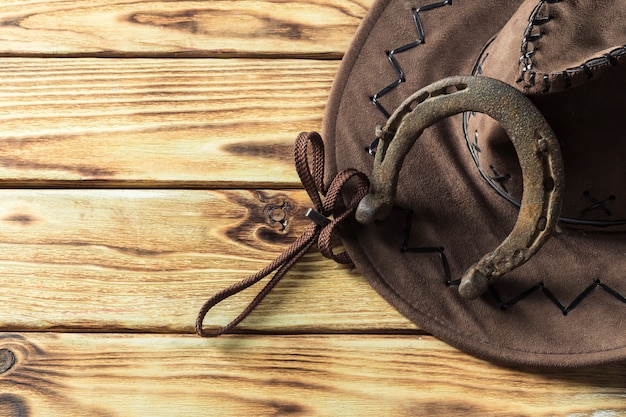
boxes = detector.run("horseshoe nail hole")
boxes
[430,87,445,97]
[445,83,467,94]
[537,216,547,231]
[543,177,554,192]
[537,138,548,152]
[410,92,430,109]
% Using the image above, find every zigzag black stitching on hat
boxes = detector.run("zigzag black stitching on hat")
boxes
[367,0,452,155]
[369,0,452,117]
[398,206,626,314]
[490,280,626,315]
[396,206,455,285]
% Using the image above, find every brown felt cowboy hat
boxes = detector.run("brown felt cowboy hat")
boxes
[198,0,626,367]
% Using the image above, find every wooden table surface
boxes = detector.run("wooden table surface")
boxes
[0,1,624,416]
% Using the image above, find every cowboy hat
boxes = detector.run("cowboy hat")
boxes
[321,0,626,367]
[199,0,626,367]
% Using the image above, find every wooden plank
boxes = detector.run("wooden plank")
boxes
[0,0,371,57]
[0,188,416,333]
[0,332,624,416]
[0,58,339,188]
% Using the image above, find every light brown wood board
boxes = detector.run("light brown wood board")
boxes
[1,333,625,417]
[0,0,372,58]
[0,188,416,333]
[0,58,338,188]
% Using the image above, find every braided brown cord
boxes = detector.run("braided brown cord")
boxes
[195,132,369,337]
[318,169,369,264]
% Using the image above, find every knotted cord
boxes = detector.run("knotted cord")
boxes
[195,132,369,337]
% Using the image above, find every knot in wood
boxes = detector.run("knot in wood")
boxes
[0,348,16,374]
[266,200,290,231]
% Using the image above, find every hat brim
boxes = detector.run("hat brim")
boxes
[323,0,626,367]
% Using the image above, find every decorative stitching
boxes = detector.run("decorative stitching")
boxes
[517,0,551,86]
[582,191,616,216]
[367,0,452,155]
[559,45,626,87]
[358,0,626,315]
[370,0,452,117]
[518,0,626,91]
[489,165,511,192]
[464,43,626,227]
[397,206,454,285]
[490,280,626,315]
[471,129,481,153]
[397,206,626,313]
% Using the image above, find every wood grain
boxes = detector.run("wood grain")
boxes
[0,58,339,188]
[0,332,624,417]
[0,0,371,57]
[0,2,619,414]
[0,188,415,333]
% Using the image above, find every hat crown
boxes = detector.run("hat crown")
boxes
[471,0,626,227]
[324,0,626,366]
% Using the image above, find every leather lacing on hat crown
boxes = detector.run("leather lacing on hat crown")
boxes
[518,0,626,92]
[196,132,369,337]
[518,0,555,89]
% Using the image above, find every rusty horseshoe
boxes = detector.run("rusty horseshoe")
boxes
[355,76,564,299]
